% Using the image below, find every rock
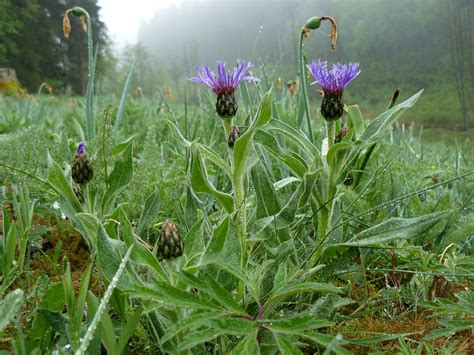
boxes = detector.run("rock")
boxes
[0,68,22,95]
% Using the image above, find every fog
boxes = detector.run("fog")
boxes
[129,0,472,128]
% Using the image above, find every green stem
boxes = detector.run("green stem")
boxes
[234,175,247,300]
[85,13,95,141]
[298,32,314,143]
[326,120,336,149]
[223,117,247,300]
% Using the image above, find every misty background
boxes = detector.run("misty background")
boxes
[132,0,473,129]
[1,0,473,129]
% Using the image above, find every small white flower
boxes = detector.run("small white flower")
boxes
[53,201,61,210]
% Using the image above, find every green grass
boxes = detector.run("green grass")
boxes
[0,86,472,354]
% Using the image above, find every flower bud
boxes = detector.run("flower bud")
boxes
[72,6,87,17]
[216,92,238,119]
[71,141,93,185]
[73,186,85,203]
[334,127,349,144]
[305,16,322,30]
[321,94,344,121]
[157,220,184,261]
[344,171,354,186]
[228,125,241,148]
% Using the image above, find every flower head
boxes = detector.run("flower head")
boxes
[307,60,360,96]
[189,61,258,119]
[189,61,257,96]
[72,141,93,185]
[307,60,360,120]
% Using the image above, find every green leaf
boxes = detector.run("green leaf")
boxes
[116,307,144,354]
[265,315,333,333]
[339,211,450,247]
[252,163,282,219]
[128,283,217,310]
[102,142,134,214]
[265,282,342,314]
[0,289,24,334]
[136,188,160,236]
[255,130,308,178]
[230,330,260,354]
[326,141,352,167]
[178,271,247,314]
[175,328,219,352]
[96,221,139,292]
[198,216,229,266]
[190,148,234,214]
[47,154,82,215]
[347,105,364,138]
[233,89,273,179]
[267,119,319,158]
[197,144,232,179]
[161,312,224,344]
[360,90,423,142]
[165,119,193,147]
[273,334,303,355]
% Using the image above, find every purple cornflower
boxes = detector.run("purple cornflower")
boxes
[307,60,360,120]
[189,61,257,119]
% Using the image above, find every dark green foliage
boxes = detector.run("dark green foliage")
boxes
[0,0,108,93]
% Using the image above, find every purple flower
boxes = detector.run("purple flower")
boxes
[189,61,258,119]
[307,59,360,96]
[76,141,86,156]
[307,60,360,121]
[189,61,257,96]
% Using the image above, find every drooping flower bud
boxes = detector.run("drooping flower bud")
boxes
[71,141,93,185]
[305,16,322,30]
[287,80,297,97]
[216,92,238,119]
[228,125,241,148]
[157,220,184,261]
[334,127,350,144]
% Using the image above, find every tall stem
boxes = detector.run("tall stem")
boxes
[234,175,247,300]
[85,14,95,140]
[223,117,247,300]
[298,32,314,143]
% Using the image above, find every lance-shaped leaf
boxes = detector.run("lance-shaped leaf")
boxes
[338,210,450,247]
[102,142,134,214]
[360,90,423,142]
[190,148,233,214]
[233,88,273,179]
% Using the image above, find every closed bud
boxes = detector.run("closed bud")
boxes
[216,92,238,119]
[157,220,184,261]
[73,186,85,203]
[72,6,87,17]
[321,94,344,121]
[305,16,322,30]
[334,127,349,144]
[344,171,354,186]
[228,125,241,148]
[71,141,93,185]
